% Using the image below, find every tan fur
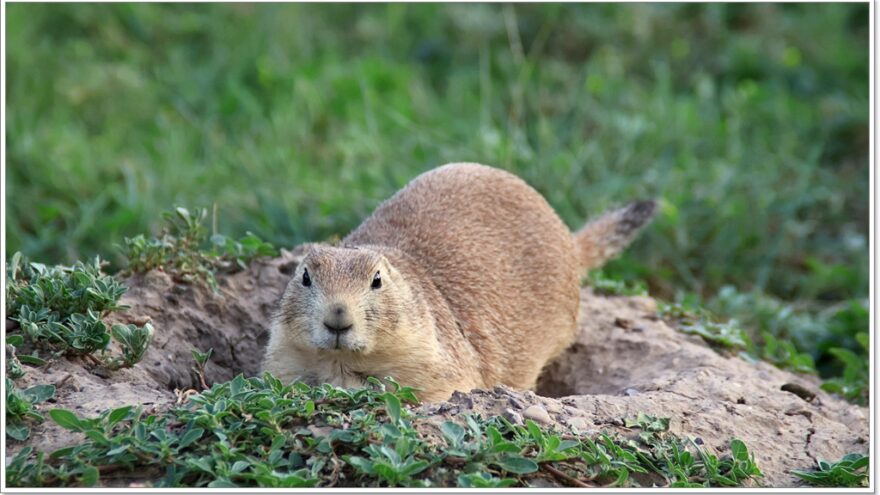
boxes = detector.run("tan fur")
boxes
[263,163,655,402]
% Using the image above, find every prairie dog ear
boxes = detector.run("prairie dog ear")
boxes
[376,255,398,281]
[279,242,326,275]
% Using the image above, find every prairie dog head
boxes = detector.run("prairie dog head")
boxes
[273,245,408,356]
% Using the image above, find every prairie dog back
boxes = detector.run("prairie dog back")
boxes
[344,163,582,388]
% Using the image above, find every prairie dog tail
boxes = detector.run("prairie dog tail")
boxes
[574,199,658,271]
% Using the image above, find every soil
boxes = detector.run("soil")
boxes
[6,248,869,487]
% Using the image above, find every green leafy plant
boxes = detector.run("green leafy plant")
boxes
[625,412,670,432]
[586,271,649,297]
[658,302,752,351]
[792,453,869,487]
[6,252,127,320]
[6,252,153,370]
[6,336,27,379]
[120,207,278,291]
[5,375,765,488]
[190,347,213,390]
[819,332,869,405]
[210,232,278,271]
[7,334,48,379]
[758,331,817,374]
[6,378,56,441]
[679,287,869,404]
[106,323,155,370]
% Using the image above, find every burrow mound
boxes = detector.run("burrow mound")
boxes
[9,249,869,487]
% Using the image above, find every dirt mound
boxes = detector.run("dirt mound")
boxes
[8,250,868,487]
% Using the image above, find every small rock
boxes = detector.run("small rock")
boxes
[502,408,523,425]
[522,405,552,424]
[493,384,515,396]
[784,408,813,421]
[543,400,562,413]
[567,417,589,431]
[508,396,526,409]
[527,478,556,488]
[624,387,640,396]
[614,318,634,330]
[781,383,816,402]
[89,367,111,379]
[449,391,474,408]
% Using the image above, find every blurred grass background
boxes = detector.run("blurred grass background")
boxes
[5,4,869,379]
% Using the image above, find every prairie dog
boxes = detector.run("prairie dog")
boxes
[264,163,656,402]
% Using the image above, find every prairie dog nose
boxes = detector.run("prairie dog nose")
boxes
[323,303,354,333]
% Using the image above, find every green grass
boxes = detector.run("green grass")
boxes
[6,3,868,389]
[6,4,868,306]
[6,373,764,488]
[5,4,869,390]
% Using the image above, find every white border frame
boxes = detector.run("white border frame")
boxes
[0,1,874,493]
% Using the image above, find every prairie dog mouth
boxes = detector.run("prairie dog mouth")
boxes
[313,333,366,353]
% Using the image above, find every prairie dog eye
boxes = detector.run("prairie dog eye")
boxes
[371,271,382,289]
[302,268,312,287]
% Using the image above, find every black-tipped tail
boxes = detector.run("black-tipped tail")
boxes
[574,199,658,270]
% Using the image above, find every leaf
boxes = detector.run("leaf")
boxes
[278,473,317,487]
[558,439,579,451]
[188,458,214,475]
[22,384,55,404]
[207,478,238,488]
[50,446,75,459]
[229,374,247,397]
[230,460,250,473]
[49,409,85,432]
[17,354,47,366]
[85,430,110,445]
[525,419,543,442]
[846,454,869,470]
[346,456,375,475]
[441,421,465,446]
[491,441,521,454]
[494,455,539,474]
[211,234,229,247]
[729,439,749,462]
[6,424,29,441]
[7,335,24,346]
[80,466,99,487]
[106,405,132,427]
[178,427,205,449]
[402,460,429,477]
[383,393,401,424]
